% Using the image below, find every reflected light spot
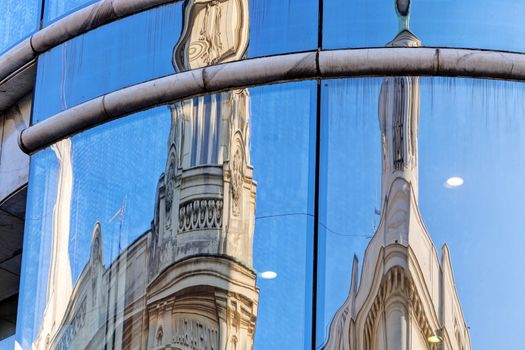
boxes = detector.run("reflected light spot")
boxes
[260,271,277,280]
[427,335,443,344]
[445,176,464,188]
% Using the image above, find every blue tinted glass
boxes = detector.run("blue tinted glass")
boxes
[0,336,15,350]
[44,0,97,26]
[251,81,316,349]
[17,81,315,349]
[318,76,525,350]
[16,108,170,350]
[317,78,382,348]
[32,3,183,123]
[0,0,41,54]
[33,3,182,123]
[43,0,96,25]
[419,77,525,350]
[248,0,318,57]
[33,0,318,124]
[324,0,525,52]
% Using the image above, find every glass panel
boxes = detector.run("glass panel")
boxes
[16,81,315,350]
[317,78,382,349]
[418,77,525,350]
[248,0,318,58]
[33,0,319,124]
[0,0,41,54]
[251,81,316,349]
[318,76,525,350]
[33,3,183,124]
[0,336,15,350]
[43,0,96,25]
[324,0,525,52]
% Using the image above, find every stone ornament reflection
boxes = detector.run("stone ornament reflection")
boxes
[173,0,250,71]
[323,31,472,350]
[27,1,257,350]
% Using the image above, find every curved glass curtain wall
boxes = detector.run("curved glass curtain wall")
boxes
[19,76,525,350]
[16,81,316,350]
[0,0,41,54]
[6,0,525,67]
[33,0,318,123]
[317,77,525,350]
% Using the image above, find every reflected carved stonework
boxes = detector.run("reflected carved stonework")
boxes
[177,198,223,233]
[230,141,244,216]
[30,1,256,350]
[322,28,471,350]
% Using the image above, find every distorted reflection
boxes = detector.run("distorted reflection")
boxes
[25,1,259,349]
[321,6,471,349]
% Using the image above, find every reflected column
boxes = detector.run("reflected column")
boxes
[146,1,258,349]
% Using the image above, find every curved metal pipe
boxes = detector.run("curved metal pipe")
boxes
[19,47,525,154]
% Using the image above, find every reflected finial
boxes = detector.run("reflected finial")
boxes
[395,0,411,32]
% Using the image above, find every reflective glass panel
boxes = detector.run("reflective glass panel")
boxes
[16,81,315,349]
[33,3,183,123]
[0,0,41,54]
[324,0,525,52]
[317,78,382,348]
[248,0,318,58]
[43,0,96,25]
[318,76,525,350]
[33,0,319,124]
[0,336,15,350]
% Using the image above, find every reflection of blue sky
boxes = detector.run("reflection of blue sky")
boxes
[67,108,170,276]
[16,108,170,348]
[33,0,320,125]
[0,336,14,350]
[0,0,40,54]
[325,0,525,52]
[33,2,183,123]
[16,148,58,348]
[318,77,525,350]
[317,78,383,348]
[43,0,97,25]
[17,77,525,349]
[419,77,525,350]
[248,0,318,57]
[251,82,316,349]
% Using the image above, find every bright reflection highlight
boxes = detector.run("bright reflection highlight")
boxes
[428,335,443,344]
[445,176,464,188]
[260,271,277,280]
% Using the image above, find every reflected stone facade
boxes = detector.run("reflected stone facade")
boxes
[30,1,257,349]
[26,2,473,350]
[323,30,471,350]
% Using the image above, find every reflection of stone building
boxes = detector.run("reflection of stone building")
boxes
[323,30,471,350]
[31,1,258,349]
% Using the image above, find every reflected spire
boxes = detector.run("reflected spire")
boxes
[395,0,411,33]
[323,25,471,350]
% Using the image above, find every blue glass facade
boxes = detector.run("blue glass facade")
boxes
[2,1,525,350]
[0,0,41,54]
